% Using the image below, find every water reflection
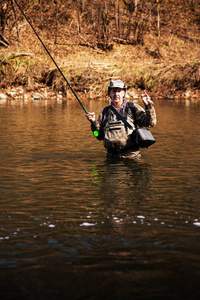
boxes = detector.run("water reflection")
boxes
[91,159,151,201]
[0,98,200,300]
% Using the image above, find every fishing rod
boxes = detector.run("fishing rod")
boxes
[13,0,99,137]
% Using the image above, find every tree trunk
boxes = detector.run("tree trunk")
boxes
[76,0,81,33]
[0,0,10,35]
[157,0,160,37]
[118,0,120,38]
[54,0,58,43]
[39,0,43,30]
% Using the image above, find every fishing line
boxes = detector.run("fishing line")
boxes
[14,0,99,137]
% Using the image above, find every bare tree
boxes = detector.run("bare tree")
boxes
[0,0,10,47]
[156,0,160,37]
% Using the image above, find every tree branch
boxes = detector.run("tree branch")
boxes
[0,32,9,46]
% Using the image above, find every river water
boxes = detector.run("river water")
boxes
[0,96,200,300]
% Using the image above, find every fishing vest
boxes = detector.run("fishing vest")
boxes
[101,103,136,150]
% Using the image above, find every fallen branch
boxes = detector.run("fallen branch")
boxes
[0,40,9,47]
[175,33,200,44]
[8,53,34,59]
[0,32,9,46]
[0,52,34,59]
[113,37,137,45]
[78,34,104,54]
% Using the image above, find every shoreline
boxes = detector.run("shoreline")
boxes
[0,83,199,103]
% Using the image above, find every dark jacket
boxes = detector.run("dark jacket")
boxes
[91,101,156,153]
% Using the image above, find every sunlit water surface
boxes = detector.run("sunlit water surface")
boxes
[0,97,200,300]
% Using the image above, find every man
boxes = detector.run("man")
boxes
[86,80,156,159]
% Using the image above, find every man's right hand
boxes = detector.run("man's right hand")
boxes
[85,112,96,122]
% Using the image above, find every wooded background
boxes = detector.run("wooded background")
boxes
[0,0,200,96]
[1,0,200,50]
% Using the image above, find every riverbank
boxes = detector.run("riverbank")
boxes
[0,31,200,101]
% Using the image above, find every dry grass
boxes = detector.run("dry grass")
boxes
[0,27,200,98]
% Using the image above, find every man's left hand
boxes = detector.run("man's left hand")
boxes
[141,90,154,106]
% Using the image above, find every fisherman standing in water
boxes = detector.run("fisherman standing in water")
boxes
[86,80,156,159]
